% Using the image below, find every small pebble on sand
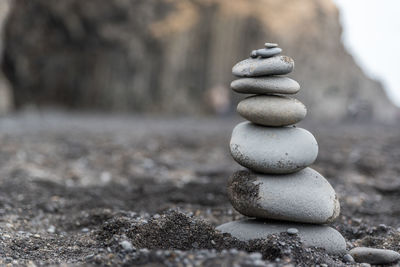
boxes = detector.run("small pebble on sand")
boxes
[287,228,299,235]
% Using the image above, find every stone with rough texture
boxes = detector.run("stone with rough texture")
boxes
[232,56,294,77]
[217,219,346,255]
[237,95,306,126]
[227,168,340,223]
[231,76,300,95]
[230,122,318,173]
[349,247,400,265]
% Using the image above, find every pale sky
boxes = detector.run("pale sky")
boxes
[333,0,400,106]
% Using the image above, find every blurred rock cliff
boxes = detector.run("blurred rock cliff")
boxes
[0,0,12,114]
[2,0,398,122]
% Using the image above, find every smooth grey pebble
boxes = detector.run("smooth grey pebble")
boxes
[237,95,306,126]
[230,122,318,174]
[350,247,400,264]
[120,240,134,252]
[343,253,355,263]
[287,228,299,235]
[231,76,300,95]
[256,47,282,58]
[265,42,278,48]
[232,56,294,77]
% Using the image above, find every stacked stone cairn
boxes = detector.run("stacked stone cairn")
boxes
[217,43,347,255]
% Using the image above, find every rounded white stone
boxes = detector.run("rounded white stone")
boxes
[217,219,346,255]
[237,95,306,126]
[227,168,340,224]
[232,56,294,77]
[231,76,300,95]
[230,122,318,173]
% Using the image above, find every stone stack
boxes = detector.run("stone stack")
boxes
[217,43,346,255]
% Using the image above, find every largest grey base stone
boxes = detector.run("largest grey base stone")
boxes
[217,219,346,255]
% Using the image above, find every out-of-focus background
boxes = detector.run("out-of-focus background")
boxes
[1,1,400,266]
[0,0,399,122]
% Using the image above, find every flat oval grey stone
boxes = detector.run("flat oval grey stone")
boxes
[230,122,318,173]
[227,168,340,223]
[232,56,294,77]
[231,76,300,95]
[237,95,306,126]
[349,247,400,264]
[254,48,282,58]
[217,219,346,255]
[265,42,278,48]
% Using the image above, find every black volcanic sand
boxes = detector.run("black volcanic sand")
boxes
[0,113,399,266]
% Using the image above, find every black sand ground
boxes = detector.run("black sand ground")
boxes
[0,112,399,266]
